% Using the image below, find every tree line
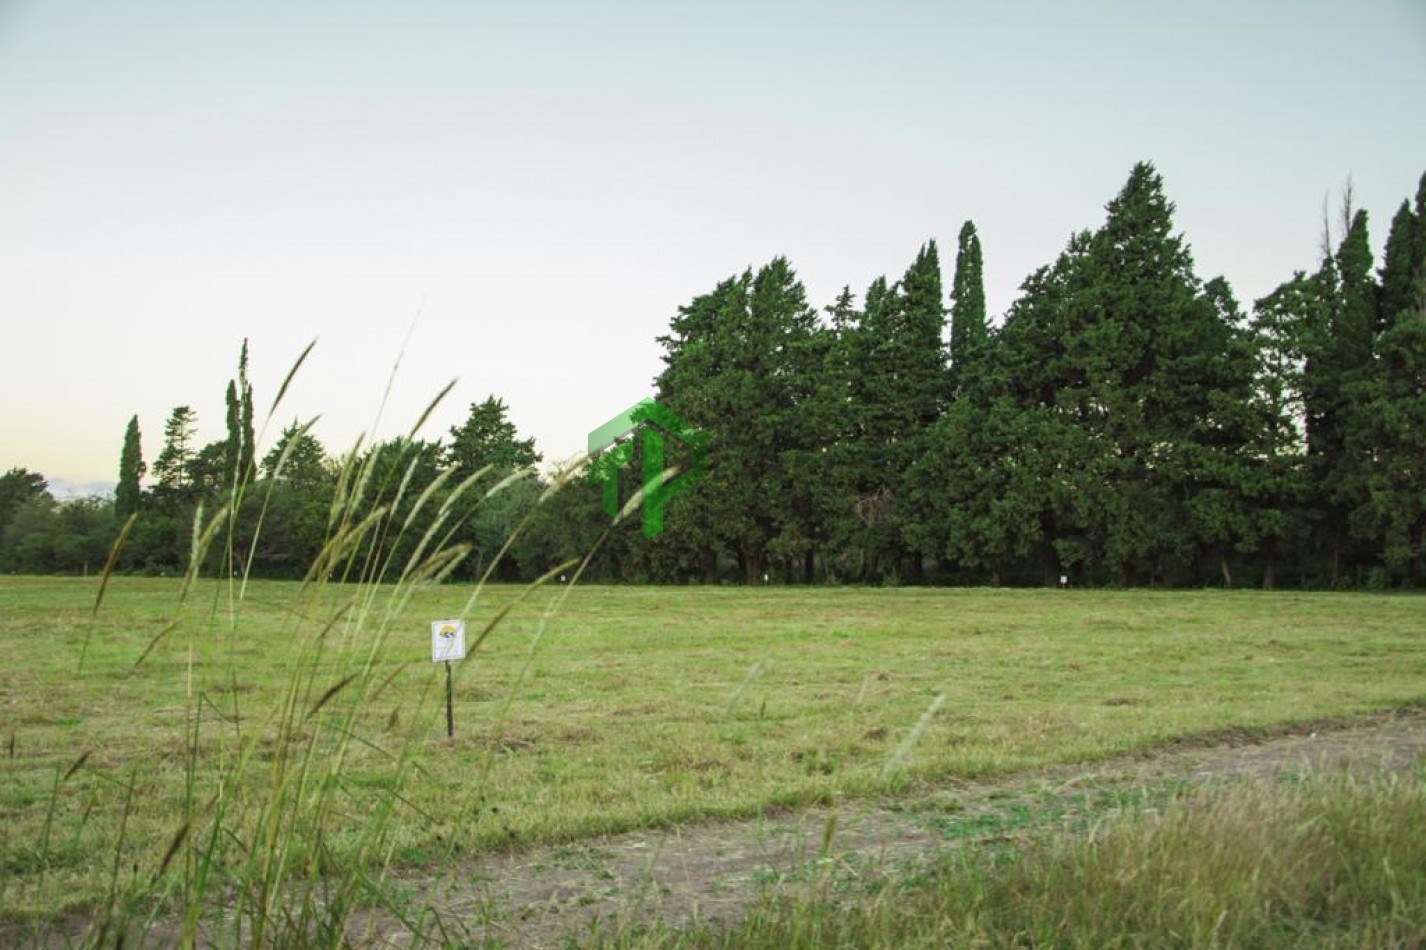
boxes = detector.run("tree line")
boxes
[3,162,1423,587]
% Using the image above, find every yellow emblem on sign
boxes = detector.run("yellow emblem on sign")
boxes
[431,619,467,662]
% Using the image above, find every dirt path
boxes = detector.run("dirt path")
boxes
[347,709,1426,948]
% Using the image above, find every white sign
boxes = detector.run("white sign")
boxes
[431,619,466,663]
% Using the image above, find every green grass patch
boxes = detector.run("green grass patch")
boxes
[1,578,1424,934]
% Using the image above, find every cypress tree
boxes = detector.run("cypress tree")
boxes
[949,220,987,391]
[655,258,824,583]
[894,241,948,432]
[238,340,256,486]
[1377,201,1419,334]
[1308,210,1377,582]
[1333,210,1376,370]
[1347,171,1426,582]
[116,415,145,519]
[1349,303,1426,581]
[977,163,1257,585]
[224,379,242,493]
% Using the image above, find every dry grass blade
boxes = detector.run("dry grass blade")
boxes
[883,692,945,777]
[80,511,137,673]
[132,619,180,669]
[155,819,192,879]
[306,673,360,721]
[63,750,92,782]
[406,378,457,441]
[268,339,317,414]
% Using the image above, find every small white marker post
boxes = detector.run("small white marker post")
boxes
[431,620,467,738]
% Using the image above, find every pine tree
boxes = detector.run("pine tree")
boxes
[116,415,145,519]
[262,420,330,488]
[446,396,541,475]
[153,406,197,492]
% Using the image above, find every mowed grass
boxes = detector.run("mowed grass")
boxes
[1,577,1424,925]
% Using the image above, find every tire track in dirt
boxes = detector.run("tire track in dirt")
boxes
[348,708,1426,948]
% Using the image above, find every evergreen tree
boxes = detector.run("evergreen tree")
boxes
[441,397,543,581]
[152,406,197,492]
[1247,272,1329,587]
[1184,278,1286,587]
[0,468,50,540]
[239,341,256,485]
[1075,162,1258,583]
[223,341,257,492]
[115,415,145,519]
[1377,200,1420,334]
[1302,209,1377,583]
[445,396,541,476]
[1347,171,1426,582]
[252,421,334,577]
[1348,303,1426,581]
[0,493,58,573]
[262,420,330,488]
[836,244,947,581]
[949,220,987,390]
[651,272,748,582]
[654,258,824,584]
[959,232,1100,583]
[969,163,1262,585]
[1333,210,1376,370]
[224,380,242,492]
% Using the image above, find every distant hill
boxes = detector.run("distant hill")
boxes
[48,478,115,501]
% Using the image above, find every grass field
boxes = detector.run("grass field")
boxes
[1,576,1424,939]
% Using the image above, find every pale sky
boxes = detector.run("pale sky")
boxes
[3,0,1424,488]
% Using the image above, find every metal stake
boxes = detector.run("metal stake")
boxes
[445,659,454,738]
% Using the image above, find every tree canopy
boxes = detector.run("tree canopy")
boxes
[6,163,1424,588]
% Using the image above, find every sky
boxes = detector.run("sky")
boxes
[2,0,1424,491]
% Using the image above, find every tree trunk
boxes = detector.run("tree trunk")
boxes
[905,554,924,585]
[1262,546,1277,591]
[701,549,718,585]
[1040,545,1060,588]
[743,546,765,586]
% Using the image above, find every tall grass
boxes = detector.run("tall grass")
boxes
[14,342,598,948]
[620,767,1426,948]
